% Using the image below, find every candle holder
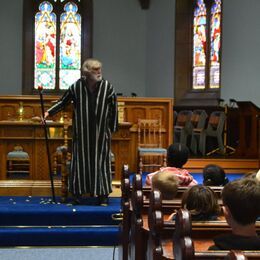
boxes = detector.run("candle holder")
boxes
[18,102,24,121]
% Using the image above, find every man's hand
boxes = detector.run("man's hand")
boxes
[41,111,49,125]
[44,111,49,119]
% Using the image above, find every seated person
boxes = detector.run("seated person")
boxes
[244,169,260,181]
[208,178,260,250]
[203,164,229,186]
[167,185,220,221]
[152,170,179,200]
[146,143,197,187]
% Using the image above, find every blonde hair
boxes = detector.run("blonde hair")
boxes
[82,58,102,73]
[152,171,179,200]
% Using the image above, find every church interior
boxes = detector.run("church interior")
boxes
[0,0,259,259]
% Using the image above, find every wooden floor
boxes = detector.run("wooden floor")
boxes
[0,157,258,197]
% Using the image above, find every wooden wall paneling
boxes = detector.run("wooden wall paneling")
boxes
[117,97,173,173]
[0,96,173,182]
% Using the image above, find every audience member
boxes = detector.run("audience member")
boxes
[168,185,220,221]
[151,170,179,200]
[208,178,260,250]
[244,169,260,181]
[145,143,197,187]
[203,164,229,186]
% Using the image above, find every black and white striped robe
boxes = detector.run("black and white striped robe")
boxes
[47,77,118,196]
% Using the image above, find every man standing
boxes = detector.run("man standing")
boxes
[44,58,118,205]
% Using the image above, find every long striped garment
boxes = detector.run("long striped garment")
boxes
[47,77,118,196]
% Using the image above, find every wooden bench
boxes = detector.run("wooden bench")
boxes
[120,170,223,260]
[147,191,260,260]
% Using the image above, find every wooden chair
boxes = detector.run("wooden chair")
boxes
[137,119,167,173]
[6,145,30,178]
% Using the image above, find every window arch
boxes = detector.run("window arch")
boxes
[23,0,92,94]
[175,0,222,106]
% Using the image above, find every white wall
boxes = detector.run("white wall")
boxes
[93,0,147,97]
[0,0,259,107]
[0,0,23,94]
[145,0,175,98]
[221,0,260,106]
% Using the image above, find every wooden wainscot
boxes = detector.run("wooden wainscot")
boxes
[0,95,173,195]
[119,97,173,172]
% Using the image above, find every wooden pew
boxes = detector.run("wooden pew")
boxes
[120,170,260,260]
[118,165,131,260]
[123,172,223,260]
[175,236,260,260]
[147,191,260,260]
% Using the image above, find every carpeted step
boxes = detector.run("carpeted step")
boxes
[0,226,120,246]
[0,196,121,226]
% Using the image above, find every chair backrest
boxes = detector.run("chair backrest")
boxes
[137,118,163,148]
[175,110,193,127]
[191,109,208,129]
[207,111,225,133]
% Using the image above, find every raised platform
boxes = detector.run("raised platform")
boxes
[0,196,121,246]
[185,157,259,173]
[0,158,258,197]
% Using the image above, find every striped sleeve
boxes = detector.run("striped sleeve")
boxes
[108,84,118,132]
[47,87,73,116]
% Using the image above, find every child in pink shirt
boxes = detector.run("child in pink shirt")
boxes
[145,143,197,187]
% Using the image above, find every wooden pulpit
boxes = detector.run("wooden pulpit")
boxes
[235,101,260,158]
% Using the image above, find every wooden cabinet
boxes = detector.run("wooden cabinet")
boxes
[0,121,68,180]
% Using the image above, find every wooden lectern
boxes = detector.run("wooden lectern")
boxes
[235,101,260,158]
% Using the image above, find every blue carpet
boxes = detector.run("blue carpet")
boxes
[0,226,120,246]
[0,196,121,246]
[0,196,121,226]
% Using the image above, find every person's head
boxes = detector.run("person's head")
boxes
[222,178,260,226]
[244,169,260,182]
[181,185,220,218]
[82,58,102,82]
[167,143,189,168]
[203,164,228,186]
[152,171,179,200]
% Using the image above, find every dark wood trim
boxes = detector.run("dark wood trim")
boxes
[139,0,150,10]
[22,0,93,95]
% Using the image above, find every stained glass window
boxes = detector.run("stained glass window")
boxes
[59,2,81,89]
[35,2,56,89]
[23,0,92,94]
[33,0,84,91]
[210,0,221,88]
[193,0,207,90]
[192,0,222,90]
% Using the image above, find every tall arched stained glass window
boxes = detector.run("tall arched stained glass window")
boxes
[210,0,221,88]
[22,0,92,94]
[192,0,222,90]
[193,0,207,90]
[35,2,57,89]
[59,2,81,89]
